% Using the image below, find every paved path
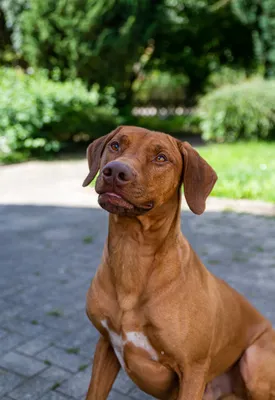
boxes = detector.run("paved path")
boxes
[1,160,275,399]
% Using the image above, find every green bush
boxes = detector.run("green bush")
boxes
[204,66,247,92]
[133,70,189,106]
[199,78,275,142]
[0,68,118,162]
[128,114,201,136]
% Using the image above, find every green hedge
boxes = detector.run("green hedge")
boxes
[199,78,275,142]
[124,114,201,136]
[0,68,118,162]
[133,71,189,106]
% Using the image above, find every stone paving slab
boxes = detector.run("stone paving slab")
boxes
[1,159,275,399]
[0,352,47,377]
[40,366,72,383]
[0,370,24,398]
[57,369,92,398]
[36,347,89,374]
[0,334,26,358]
[9,376,54,400]
[40,393,72,400]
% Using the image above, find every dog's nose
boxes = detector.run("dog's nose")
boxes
[102,161,135,185]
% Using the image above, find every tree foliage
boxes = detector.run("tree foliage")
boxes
[232,0,275,78]
[152,0,254,102]
[0,7,12,64]
[1,0,274,105]
[5,0,163,107]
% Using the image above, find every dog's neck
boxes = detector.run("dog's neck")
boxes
[106,191,182,309]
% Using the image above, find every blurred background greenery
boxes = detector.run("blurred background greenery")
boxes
[0,0,274,201]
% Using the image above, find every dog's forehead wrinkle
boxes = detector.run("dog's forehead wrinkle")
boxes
[167,135,183,157]
[116,131,150,154]
[152,143,169,154]
[119,134,130,144]
[119,126,150,139]
[140,141,172,159]
[117,129,178,161]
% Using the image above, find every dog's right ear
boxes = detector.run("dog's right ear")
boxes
[82,126,122,187]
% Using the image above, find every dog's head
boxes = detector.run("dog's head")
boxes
[82,126,217,216]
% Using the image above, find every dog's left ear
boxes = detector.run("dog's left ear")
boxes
[178,141,217,215]
[82,126,122,187]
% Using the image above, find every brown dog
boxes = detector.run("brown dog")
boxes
[82,126,275,400]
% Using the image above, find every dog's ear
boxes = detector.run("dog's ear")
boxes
[178,141,217,215]
[82,126,122,187]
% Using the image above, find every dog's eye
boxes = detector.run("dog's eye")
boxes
[110,141,120,152]
[155,154,167,162]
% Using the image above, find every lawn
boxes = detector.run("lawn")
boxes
[198,142,275,203]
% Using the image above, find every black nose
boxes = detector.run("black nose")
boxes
[102,161,135,186]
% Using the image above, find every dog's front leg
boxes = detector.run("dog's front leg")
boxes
[85,335,120,400]
[177,365,207,400]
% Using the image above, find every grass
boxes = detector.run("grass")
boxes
[82,235,93,244]
[46,309,63,318]
[208,259,220,265]
[232,253,249,263]
[78,363,89,371]
[253,245,264,252]
[66,347,80,354]
[51,382,61,390]
[198,142,275,203]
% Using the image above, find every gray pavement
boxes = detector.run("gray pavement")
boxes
[1,160,275,399]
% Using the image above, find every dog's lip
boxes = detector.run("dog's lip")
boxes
[98,191,153,211]
[104,192,122,199]
[98,192,133,210]
[141,201,154,210]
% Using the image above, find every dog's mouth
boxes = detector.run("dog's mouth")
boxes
[98,192,154,216]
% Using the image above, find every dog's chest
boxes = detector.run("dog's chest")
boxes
[101,319,159,371]
[87,281,159,364]
[87,277,177,397]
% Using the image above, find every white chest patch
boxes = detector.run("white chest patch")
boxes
[101,320,125,369]
[101,320,159,370]
[125,331,158,361]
